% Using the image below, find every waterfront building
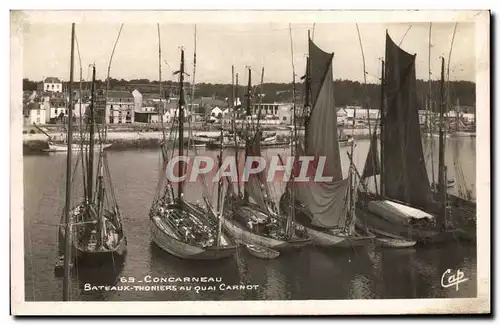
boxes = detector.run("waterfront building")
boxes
[37,77,63,93]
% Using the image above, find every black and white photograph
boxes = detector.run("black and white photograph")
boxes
[10,9,490,315]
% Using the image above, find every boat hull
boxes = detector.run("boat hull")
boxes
[303,225,374,248]
[374,237,416,248]
[338,137,355,147]
[74,237,128,265]
[45,143,112,152]
[221,218,311,252]
[150,216,237,260]
[58,227,127,268]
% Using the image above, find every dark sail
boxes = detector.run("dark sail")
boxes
[382,33,432,209]
[304,38,342,181]
[362,131,381,179]
[245,131,269,208]
[292,38,351,229]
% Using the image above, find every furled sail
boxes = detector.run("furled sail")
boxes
[382,33,432,209]
[291,37,351,229]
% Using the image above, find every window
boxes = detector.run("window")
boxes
[37,110,40,116]
[36,117,40,123]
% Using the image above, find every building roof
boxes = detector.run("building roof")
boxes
[107,90,134,99]
[44,77,62,83]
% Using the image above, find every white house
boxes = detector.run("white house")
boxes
[25,103,46,125]
[210,106,223,119]
[277,105,293,124]
[40,77,63,93]
[462,113,475,123]
[106,90,135,124]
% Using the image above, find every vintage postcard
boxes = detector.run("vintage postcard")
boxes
[10,10,490,315]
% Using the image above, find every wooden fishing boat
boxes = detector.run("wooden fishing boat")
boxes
[45,142,112,152]
[58,202,127,266]
[148,38,238,260]
[149,197,237,260]
[279,35,374,249]
[215,66,312,254]
[375,237,416,248]
[56,57,127,273]
[244,244,280,259]
[354,30,476,245]
[338,135,355,147]
[221,192,311,252]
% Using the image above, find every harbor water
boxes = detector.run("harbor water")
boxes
[23,137,477,301]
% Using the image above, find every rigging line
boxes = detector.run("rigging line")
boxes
[104,23,124,142]
[446,23,459,109]
[74,31,87,198]
[157,23,167,150]
[399,25,413,47]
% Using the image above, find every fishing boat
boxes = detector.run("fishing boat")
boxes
[355,31,475,244]
[219,66,311,253]
[279,35,374,249]
[148,32,238,260]
[45,141,112,152]
[338,127,355,147]
[339,134,355,147]
[56,45,127,272]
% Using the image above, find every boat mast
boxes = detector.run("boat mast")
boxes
[379,59,385,197]
[190,24,197,128]
[87,65,96,203]
[355,24,376,194]
[177,49,186,199]
[303,30,311,144]
[231,66,241,197]
[62,22,75,302]
[243,68,252,202]
[256,67,264,130]
[438,57,446,229]
[233,72,241,197]
[428,23,436,187]
[288,24,297,239]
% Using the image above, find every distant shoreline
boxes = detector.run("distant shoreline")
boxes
[22,126,375,154]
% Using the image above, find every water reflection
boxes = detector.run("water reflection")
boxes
[23,138,477,301]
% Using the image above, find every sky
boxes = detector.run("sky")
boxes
[21,13,476,84]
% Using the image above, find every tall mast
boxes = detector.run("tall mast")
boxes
[87,65,96,202]
[234,72,241,197]
[355,24,376,194]
[256,67,264,130]
[303,30,311,142]
[157,24,168,159]
[379,59,385,197]
[62,22,75,302]
[288,24,297,239]
[190,25,197,121]
[428,23,436,186]
[438,57,446,229]
[177,49,186,199]
[243,68,252,202]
